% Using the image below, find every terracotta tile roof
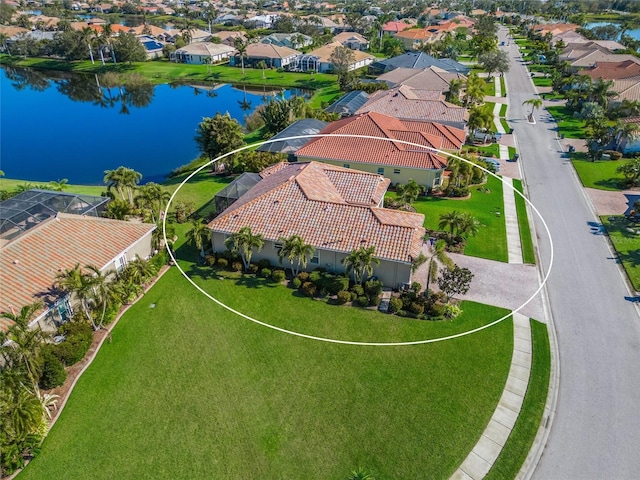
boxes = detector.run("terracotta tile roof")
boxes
[307,42,374,64]
[208,162,424,264]
[382,20,413,33]
[395,28,436,41]
[0,214,155,329]
[610,76,640,102]
[580,60,640,80]
[296,111,450,169]
[355,86,468,125]
[400,120,466,149]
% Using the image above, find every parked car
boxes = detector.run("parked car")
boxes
[481,157,500,171]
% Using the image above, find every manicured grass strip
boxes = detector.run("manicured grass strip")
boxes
[601,216,640,291]
[546,106,587,139]
[571,156,626,191]
[501,118,510,132]
[0,177,106,196]
[472,143,500,158]
[513,179,536,264]
[533,77,552,87]
[485,319,550,480]
[508,146,516,159]
[500,76,506,96]
[19,265,513,480]
[485,80,496,96]
[499,104,507,117]
[389,176,507,262]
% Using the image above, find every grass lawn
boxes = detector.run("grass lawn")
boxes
[601,216,640,291]
[485,79,496,96]
[485,319,550,480]
[499,104,507,117]
[467,143,500,158]
[390,175,507,262]
[571,155,626,191]
[513,179,536,264]
[501,118,510,132]
[509,146,516,159]
[533,77,552,87]
[0,178,106,196]
[500,76,506,96]
[308,84,342,109]
[546,106,587,139]
[19,260,514,479]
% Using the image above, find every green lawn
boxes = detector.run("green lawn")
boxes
[485,319,550,480]
[19,261,514,479]
[508,146,517,159]
[500,76,506,96]
[0,178,106,196]
[485,79,496,96]
[469,143,500,158]
[571,156,626,191]
[391,176,508,262]
[308,84,342,109]
[499,104,507,117]
[601,216,640,291]
[546,106,587,139]
[501,118,510,132]
[532,77,552,87]
[513,179,536,264]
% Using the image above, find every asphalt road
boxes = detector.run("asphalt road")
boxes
[498,28,640,479]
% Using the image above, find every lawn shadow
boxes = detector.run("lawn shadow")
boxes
[594,178,625,190]
[233,275,277,289]
[186,263,217,281]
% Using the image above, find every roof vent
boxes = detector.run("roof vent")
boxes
[13,259,19,265]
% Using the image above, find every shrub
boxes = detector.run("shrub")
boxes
[258,259,272,269]
[369,295,381,307]
[272,269,286,282]
[204,254,216,267]
[350,284,364,297]
[248,263,259,275]
[410,282,422,293]
[297,271,310,282]
[39,347,67,389]
[301,281,316,297]
[350,291,358,301]
[231,261,243,272]
[335,290,351,305]
[52,321,93,366]
[409,302,425,315]
[443,303,463,319]
[356,296,370,307]
[388,296,403,313]
[428,303,446,318]
[260,268,272,278]
[328,275,349,295]
[102,301,122,326]
[291,277,302,289]
[448,186,469,197]
[309,270,323,285]
[150,249,168,270]
[365,280,383,298]
[217,257,228,268]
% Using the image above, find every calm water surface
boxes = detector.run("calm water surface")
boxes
[0,67,301,184]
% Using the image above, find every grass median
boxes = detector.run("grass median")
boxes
[513,179,536,264]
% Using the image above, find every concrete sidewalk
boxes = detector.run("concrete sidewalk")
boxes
[451,312,533,480]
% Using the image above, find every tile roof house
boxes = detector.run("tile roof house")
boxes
[170,42,236,64]
[332,31,369,50]
[560,42,637,69]
[256,118,328,158]
[382,20,413,34]
[369,52,470,75]
[0,213,155,332]
[618,117,640,153]
[209,30,246,47]
[393,28,440,50]
[208,161,425,288]
[302,42,375,73]
[580,60,640,81]
[376,66,467,92]
[295,111,462,190]
[230,43,300,68]
[355,85,468,129]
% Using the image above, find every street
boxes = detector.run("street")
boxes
[499,28,640,479]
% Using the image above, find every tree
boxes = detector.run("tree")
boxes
[187,218,210,257]
[478,50,510,78]
[467,106,494,134]
[136,182,169,223]
[330,46,356,91]
[342,246,380,285]
[194,113,245,171]
[105,199,133,220]
[113,33,147,64]
[617,159,640,187]
[234,37,248,75]
[225,226,265,270]
[48,178,68,191]
[273,16,296,33]
[234,151,285,173]
[425,239,453,298]
[463,73,486,107]
[84,265,116,330]
[256,59,268,79]
[396,179,424,205]
[259,97,297,135]
[456,212,481,238]
[437,265,474,303]
[55,263,94,322]
[277,234,316,277]
[104,166,142,205]
[438,210,464,241]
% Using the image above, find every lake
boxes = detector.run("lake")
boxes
[0,67,304,184]
[584,22,640,41]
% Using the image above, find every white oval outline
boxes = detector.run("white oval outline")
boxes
[164,134,553,346]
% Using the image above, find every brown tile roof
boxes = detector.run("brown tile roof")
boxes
[580,60,640,80]
[208,162,424,264]
[332,31,368,44]
[0,214,155,330]
[610,76,640,102]
[296,111,450,169]
[307,42,374,64]
[246,42,300,59]
[377,66,467,91]
[355,85,468,125]
[382,20,413,33]
[395,28,436,41]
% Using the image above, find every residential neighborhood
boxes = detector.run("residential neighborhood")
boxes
[1,1,640,479]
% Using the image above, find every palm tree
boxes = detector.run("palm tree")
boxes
[277,234,316,277]
[55,263,94,321]
[396,179,424,205]
[463,73,485,107]
[120,255,157,285]
[257,59,268,79]
[234,37,248,75]
[342,246,380,285]
[48,178,68,192]
[456,212,481,238]
[83,265,116,330]
[187,218,211,258]
[181,18,197,44]
[468,106,494,135]
[612,120,640,152]
[438,210,464,240]
[225,226,265,270]
[136,182,169,223]
[101,23,117,64]
[104,166,142,205]
[425,239,453,298]
[522,98,543,122]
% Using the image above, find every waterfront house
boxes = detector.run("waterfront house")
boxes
[230,43,300,68]
[171,42,236,64]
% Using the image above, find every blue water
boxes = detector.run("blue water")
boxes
[0,68,300,184]
[584,22,640,41]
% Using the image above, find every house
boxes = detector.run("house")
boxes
[207,161,425,288]
[295,111,463,190]
[128,24,168,38]
[617,117,640,153]
[382,20,413,35]
[137,35,164,59]
[560,42,637,69]
[580,60,640,81]
[230,43,300,68]
[209,30,246,47]
[261,32,313,49]
[325,90,369,117]
[256,118,328,159]
[301,42,374,73]
[300,15,343,32]
[369,52,470,75]
[245,14,279,29]
[394,28,439,50]
[215,13,243,25]
[376,66,467,92]
[332,31,369,50]
[171,42,236,64]
[162,28,212,44]
[355,85,468,130]
[0,211,155,332]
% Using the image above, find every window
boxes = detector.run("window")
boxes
[435,172,442,185]
[393,169,401,174]
[274,242,283,252]
[310,254,319,264]
[343,163,350,168]
[377,167,384,175]
[114,254,127,273]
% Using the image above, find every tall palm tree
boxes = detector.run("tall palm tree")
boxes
[456,212,481,239]
[257,59,268,79]
[468,106,494,134]
[101,23,117,64]
[55,263,94,321]
[342,246,380,285]
[84,265,115,330]
[522,97,543,122]
[225,226,265,270]
[234,37,248,75]
[104,166,142,205]
[438,210,464,241]
[463,72,485,107]
[425,239,453,298]
[135,182,169,223]
[277,234,316,277]
[187,218,211,258]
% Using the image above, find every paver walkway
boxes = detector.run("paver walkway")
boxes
[495,76,502,98]
[451,312,533,480]
[503,177,524,264]
[493,103,506,134]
